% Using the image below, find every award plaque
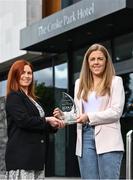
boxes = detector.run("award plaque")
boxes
[60,92,79,125]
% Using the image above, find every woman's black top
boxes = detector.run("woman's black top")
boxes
[5,90,56,171]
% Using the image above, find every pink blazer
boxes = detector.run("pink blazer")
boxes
[74,76,125,157]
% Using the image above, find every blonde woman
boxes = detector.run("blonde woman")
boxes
[54,44,125,179]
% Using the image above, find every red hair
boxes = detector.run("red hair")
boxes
[6,59,36,99]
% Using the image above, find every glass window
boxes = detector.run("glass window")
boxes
[122,73,133,118]
[54,62,68,176]
[73,46,88,81]
[34,56,68,177]
[34,67,53,87]
[0,80,7,97]
[34,67,54,176]
[114,32,133,62]
[119,73,133,179]
[34,67,53,116]
[101,41,112,59]
[61,0,73,8]
[55,63,68,89]
[72,0,81,4]
[61,0,81,8]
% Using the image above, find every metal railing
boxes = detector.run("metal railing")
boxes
[126,130,133,179]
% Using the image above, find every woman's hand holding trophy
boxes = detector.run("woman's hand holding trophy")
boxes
[53,92,79,125]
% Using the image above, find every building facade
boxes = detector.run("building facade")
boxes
[0,0,133,178]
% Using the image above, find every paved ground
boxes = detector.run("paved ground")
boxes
[0,174,80,180]
[45,178,79,180]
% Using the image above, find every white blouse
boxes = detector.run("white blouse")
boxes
[29,97,45,118]
[82,91,102,113]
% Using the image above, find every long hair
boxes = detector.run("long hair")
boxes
[6,59,36,99]
[77,43,115,101]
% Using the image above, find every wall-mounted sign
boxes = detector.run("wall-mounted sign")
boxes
[38,2,94,36]
[20,0,131,51]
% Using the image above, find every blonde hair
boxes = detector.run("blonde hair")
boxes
[77,43,115,101]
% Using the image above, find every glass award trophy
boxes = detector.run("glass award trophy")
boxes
[60,92,79,125]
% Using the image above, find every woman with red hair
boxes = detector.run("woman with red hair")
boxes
[5,59,63,180]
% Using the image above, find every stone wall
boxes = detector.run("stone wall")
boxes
[0,96,7,175]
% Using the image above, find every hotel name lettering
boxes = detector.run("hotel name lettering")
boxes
[38,2,94,36]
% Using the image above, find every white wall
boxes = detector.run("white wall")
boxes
[0,0,27,63]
